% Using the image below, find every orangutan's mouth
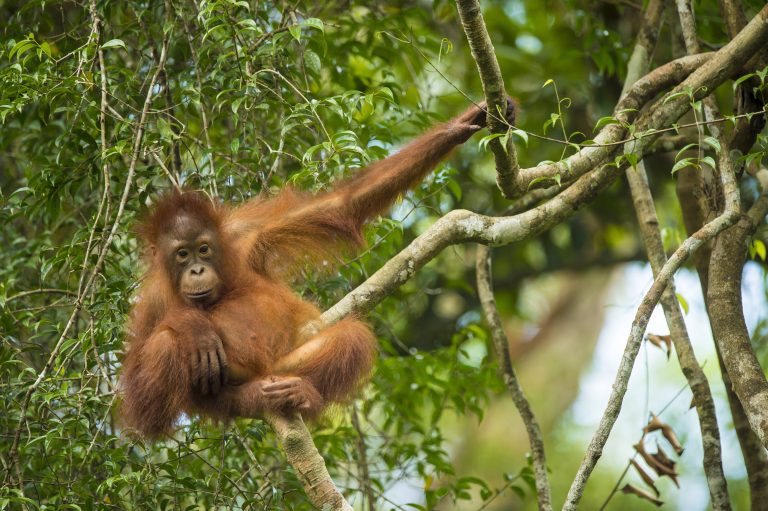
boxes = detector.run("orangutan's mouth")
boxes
[186,289,212,299]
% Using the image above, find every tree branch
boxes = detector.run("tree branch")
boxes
[615,0,731,507]
[707,168,768,449]
[265,413,353,511]
[455,0,520,198]
[476,244,552,510]
[563,206,740,510]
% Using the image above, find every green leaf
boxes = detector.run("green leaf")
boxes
[447,179,462,201]
[39,41,52,58]
[733,72,756,91]
[374,86,394,103]
[101,39,126,50]
[675,143,699,161]
[702,136,721,154]
[9,39,36,60]
[304,49,321,75]
[510,128,528,147]
[676,293,690,315]
[478,132,504,152]
[289,24,302,41]
[671,157,696,174]
[543,114,559,134]
[750,239,766,261]
[663,90,689,104]
[743,151,765,168]
[301,18,324,33]
[527,175,558,189]
[594,116,619,130]
[156,117,175,140]
[701,155,716,170]
[231,96,245,114]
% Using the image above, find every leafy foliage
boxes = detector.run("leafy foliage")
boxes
[0,1,526,508]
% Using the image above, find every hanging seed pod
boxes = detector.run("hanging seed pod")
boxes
[622,484,664,506]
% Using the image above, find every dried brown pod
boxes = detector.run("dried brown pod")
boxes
[644,413,684,455]
[633,440,680,487]
[622,483,664,506]
[630,458,660,496]
[646,333,672,358]
[652,444,677,471]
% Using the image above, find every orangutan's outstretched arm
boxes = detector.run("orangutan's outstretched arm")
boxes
[242,99,516,277]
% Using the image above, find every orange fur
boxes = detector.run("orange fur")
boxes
[118,101,510,438]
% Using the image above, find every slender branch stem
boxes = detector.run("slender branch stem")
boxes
[4,11,172,487]
[562,206,740,510]
[351,404,376,511]
[476,244,552,510]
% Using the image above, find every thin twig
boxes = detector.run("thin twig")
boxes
[149,148,182,190]
[4,10,172,487]
[351,404,376,511]
[6,289,77,302]
[178,9,218,196]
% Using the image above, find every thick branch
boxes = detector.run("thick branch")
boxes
[625,165,731,511]
[707,170,768,449]
[476,244,552,510]
[321,158,622,324]
[676,2,768,505]
[455,0,520,197]
[521,4,768,193]
[518,53,710,191]
[266,413,353,511]
[718,0,748,37]
[622,0,664,87]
